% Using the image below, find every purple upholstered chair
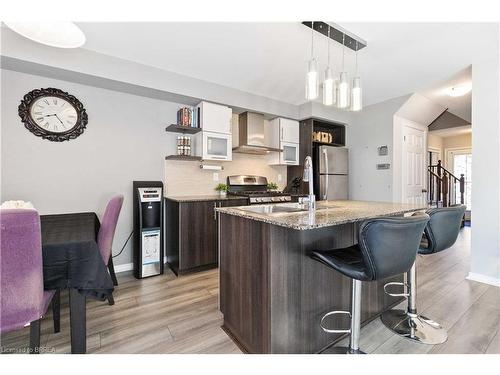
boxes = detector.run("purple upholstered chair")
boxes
[0,209,56,353]
[97,195,124,305]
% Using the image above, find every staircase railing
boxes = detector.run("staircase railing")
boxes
[427,160,465,207]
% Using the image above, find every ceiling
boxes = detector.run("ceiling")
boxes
[69,23,487,108]
[419,66,471,122]
[430,125,472,137]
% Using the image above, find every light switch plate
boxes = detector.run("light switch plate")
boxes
[277,174,282,182]
[377,163,391,170]
[213,172,219,181]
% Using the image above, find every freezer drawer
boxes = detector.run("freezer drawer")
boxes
[319,174,348,200]
[318,146,349,174]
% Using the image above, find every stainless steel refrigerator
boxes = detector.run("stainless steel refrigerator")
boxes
[313,146,348,200]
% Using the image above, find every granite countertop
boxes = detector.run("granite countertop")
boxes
[216,200,428,230]
[165,194,247,202]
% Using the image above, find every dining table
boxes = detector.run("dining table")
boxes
[40,212,114,354]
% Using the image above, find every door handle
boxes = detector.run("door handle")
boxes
[323,149,329,200]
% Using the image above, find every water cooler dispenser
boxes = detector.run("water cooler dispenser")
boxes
[133,181,164,279]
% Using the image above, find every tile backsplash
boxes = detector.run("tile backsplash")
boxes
[164,153,287,196]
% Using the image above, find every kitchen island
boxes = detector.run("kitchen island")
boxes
[216,200,427,354]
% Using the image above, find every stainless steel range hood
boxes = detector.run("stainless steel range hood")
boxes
[232,112,282,155]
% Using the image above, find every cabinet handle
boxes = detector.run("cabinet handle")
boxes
[214,202,217,220]
[280,126,284,141]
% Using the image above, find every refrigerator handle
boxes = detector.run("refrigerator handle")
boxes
[323,148,329,200]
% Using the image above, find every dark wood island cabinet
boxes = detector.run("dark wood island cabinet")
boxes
[165,196,247,275]
[216,200,427,353]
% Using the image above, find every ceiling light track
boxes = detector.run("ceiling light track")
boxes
[302,21,367,51]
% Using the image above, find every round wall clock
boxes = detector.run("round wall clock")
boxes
[18,87,88,142]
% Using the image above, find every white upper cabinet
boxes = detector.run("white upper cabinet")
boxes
[202,131,232,161]
[280,118,300,144]
[197,101,232,134]
[266,118,300,165]
[266,118,300,147]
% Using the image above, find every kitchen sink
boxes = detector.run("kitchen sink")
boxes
[237,203,313,214]
[316,201,339,209]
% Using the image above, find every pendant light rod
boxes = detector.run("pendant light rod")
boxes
[311,21,314,57]
[355,40,359,74]
[302,21,367,51]
[305,21,319,101]
[341,34,346,70]
[327,27,331,66]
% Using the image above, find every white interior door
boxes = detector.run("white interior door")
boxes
[402,122,427,204]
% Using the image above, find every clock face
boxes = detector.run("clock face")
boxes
[30,96,78,133]
[19,87,88,142]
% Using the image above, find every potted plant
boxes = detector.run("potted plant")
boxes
[215,183,228,197]
[267,182,279,192]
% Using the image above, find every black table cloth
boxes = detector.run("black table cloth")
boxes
[41,212,114,300]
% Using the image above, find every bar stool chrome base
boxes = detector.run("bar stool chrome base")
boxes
[320,280,365,354]
[327,346,366,354]
[381,309,447,345]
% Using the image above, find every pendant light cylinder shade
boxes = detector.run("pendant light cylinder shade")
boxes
[306,58,319,101]
[323,67,334,106]
[351,77,362,111]
[337,72,350,109]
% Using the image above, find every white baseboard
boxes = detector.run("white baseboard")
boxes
[114,256,168,274]
[466,272,500,287]
[114,262,134,273]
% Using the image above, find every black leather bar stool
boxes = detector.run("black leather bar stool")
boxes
[310,213,430,354]
[381,205,466,344]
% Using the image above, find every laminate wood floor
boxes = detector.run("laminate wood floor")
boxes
[2,227,499,354]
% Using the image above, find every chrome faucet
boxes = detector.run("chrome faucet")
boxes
[301,156,316,211]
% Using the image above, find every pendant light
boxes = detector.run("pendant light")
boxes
[337,34,350,109]
[322,28,334,106]
[351,41,363,111]
[305,22,319,101]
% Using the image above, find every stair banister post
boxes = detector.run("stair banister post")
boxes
[442,172,449,207]
[437,160,442,204]
[460,174,465,205]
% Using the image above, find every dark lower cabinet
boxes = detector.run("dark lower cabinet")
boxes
[165,198,247,275]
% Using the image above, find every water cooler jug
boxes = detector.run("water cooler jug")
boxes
[133,181,164,279]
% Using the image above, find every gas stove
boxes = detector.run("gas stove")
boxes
[227,175,292,205]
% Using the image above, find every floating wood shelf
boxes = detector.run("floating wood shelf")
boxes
[312,141,344,147]
[165,124,202,134]
[165,155,202,161]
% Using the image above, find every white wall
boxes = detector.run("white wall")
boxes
[1,28,299,120]
[468,24,500,286]
[1,69,183,266]
[347,95,410,202]
[0,70,349,270]
[428,133,444,153]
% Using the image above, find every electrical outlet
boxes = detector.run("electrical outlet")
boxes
[213,172,219,182]
[277,174,282,182]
